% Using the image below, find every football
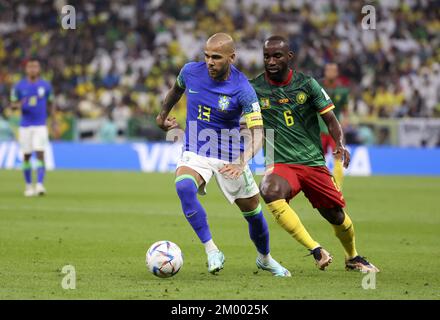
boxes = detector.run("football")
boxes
[146,240,183,278]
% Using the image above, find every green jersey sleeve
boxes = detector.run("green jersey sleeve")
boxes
[309,78,335,115]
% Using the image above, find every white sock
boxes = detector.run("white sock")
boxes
[204,239,218,254]
[258,253,272,264]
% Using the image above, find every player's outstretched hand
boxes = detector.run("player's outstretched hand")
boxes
[219,163,245,180]
[333,144,351,168]
[156,114,179,131]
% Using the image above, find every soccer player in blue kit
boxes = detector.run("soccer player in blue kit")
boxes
[10,59,54,197]
[156,33,290,276]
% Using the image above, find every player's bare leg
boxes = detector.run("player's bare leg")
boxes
[235,194,290,277]
[318,207,379,272]
[23,153,34,197]
[35,151,46,196]
[175,166,224,274]
[260,174,332,270]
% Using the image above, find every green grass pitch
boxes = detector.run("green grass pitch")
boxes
[0,170,439,300]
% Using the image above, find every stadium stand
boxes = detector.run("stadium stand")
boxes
[0,0,438,143]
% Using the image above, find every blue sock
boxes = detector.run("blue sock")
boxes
[243,205,270,255]
[175,176,212,243]
[36,160,45,184]
[23,161,32,184]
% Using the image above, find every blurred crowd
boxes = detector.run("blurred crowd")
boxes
[0,0,439,142]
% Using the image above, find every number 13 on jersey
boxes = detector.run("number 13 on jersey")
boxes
[198,105,211,122]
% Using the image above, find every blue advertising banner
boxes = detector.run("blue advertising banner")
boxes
[0,141,439,176]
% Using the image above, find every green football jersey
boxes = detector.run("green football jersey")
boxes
[250,70,335,166]
[318,83,349,134]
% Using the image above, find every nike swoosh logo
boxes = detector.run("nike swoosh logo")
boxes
[188,89,199,94]
[185,211,197,218]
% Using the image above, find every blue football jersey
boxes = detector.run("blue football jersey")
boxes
[177,62,260,161]
[10,78,53,127]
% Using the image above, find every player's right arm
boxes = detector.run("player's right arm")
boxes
[156,67,186,131]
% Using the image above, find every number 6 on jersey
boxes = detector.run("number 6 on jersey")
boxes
[283,110,294,126]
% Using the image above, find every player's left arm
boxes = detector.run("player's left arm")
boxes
[46,82,61,139]
[47,83,56,118]
[219,82,263,179]
[311,78,350,168]
[9,84,22,110]
[340,89,351,128]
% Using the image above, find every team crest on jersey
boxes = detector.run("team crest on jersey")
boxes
[218,95,231,111]
[38,87,45,97]
[296,91,307,104]
[260,98,271,109]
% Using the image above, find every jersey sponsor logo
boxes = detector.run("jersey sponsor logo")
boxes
[218,95,231,111]
[278,98,289,104]
[296,91,307,104]
[260,98,271,109]
[38,87,45,97]
[188,89,199,94]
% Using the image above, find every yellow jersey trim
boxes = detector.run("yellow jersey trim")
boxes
[319,104,335,115]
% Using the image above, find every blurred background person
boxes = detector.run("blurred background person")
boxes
[8,58,55,196]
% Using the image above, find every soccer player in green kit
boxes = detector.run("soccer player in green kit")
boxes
[318,63,350,189]
[250,36,379,273]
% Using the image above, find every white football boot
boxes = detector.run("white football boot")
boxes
[35,183,46,196]
[24,184,34,197]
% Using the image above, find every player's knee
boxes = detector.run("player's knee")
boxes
[259,181,283,203]
[236,195,260,213]
[175,178,198,202]
[335,208,346,225]
[36,152,44,160]
[321,208,345,225]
